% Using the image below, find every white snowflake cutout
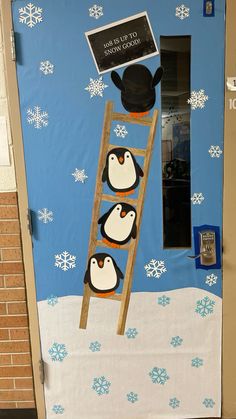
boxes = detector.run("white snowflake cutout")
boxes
[191,193,205,205]
[27,106,48,129]
[208,145,223,158]
[40,60,54,75]
[187,90,208,110]
[175,4,190,20]
[205,273,218,286]
[72,169,88,183]
[85,77,108,98]
[38,208,53,224]
[19,3,43,28]
[89,4,103,19]
[144,259,167,279]
[114,125,128,138]
[55,251,76,272]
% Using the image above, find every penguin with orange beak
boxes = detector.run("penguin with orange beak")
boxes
[83,253,124,297]
[102,148,143,196]
[98,203,137,248]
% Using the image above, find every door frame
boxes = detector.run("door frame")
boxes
[1,0,235,418]
[0,1,46,418]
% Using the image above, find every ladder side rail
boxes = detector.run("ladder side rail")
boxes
[79,101,114,329]
[117,110,159,335]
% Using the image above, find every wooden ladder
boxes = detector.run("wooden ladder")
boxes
[79,101,159,335]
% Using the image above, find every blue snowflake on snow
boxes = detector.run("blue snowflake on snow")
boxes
[170,336,183,347]
[89,341,101,352]
[127,392,138,403]
[47,295,58,307]
[125,328,138,339]
[169,398,180,409]
[203,398,215,408]
[48,343,68,362]
[92,376,111,396]
[192,357,204,368]
[52,404,64,414]
[149,367,170,385]
[158,295,171,307]
[195,296,215,318]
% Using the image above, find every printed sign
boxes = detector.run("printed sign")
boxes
[85,12,159,74]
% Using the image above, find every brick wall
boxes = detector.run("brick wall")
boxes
[0,192,35,409]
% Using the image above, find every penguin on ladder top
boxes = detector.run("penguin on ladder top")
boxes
[111,64,164,118]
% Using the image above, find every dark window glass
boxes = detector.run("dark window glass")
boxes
[160,36,191,248]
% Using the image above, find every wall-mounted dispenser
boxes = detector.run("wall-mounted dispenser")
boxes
[188,225,221,270]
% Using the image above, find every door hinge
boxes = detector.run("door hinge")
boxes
[10,30,16,61]
[39,359,45,385]
[27,209,33,236]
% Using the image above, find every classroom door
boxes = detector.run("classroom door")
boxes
[11,1,225,418]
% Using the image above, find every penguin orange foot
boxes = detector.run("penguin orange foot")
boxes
[96,291,116,298]
[102,238,120,249]
[130,111,149,118]
[116,190,135,197]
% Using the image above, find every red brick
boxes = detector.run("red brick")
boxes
[9,329,29,340]
[0,303,7,315]
[0,341,30,353]
[0,379,14,389]
[0,315,28,328]
[8,303,27,315]
[0,235,21,248]
[15,377,33,389]
[0,193,17,205]
[0,221,20,234]
[2,249,22,262]
[12,354,31,365]
[4,275,25,288]
[0,289,25,302]
[0,330,9,340]
[0,276,4,287]
[0,206,18,219]
[0,263,24,275]
[0,366,32,377]
[0,401,17,408]
[0,355,11,365]
[0,390,34,401]
[17,401,35,408]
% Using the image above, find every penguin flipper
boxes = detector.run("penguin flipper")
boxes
[131,223,137,239]
[111,71,125,92]
[102,165,108,182]
[83,269,90,284]
[136,162,144,178]
[98,213,108,225]
[152,66,164,87]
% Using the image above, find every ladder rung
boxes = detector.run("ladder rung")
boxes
[108,144,146,157]
[102,194,138,206]
[91,293,122,301]
[112,112,153,126]
[96,239,130,251]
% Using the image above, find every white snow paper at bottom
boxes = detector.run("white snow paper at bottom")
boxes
[38,288,221,419]
[0,117,10,166]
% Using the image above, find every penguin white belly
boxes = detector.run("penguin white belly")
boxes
[90,265,117,291]
[108,165,136,189]
[104,216,133,241]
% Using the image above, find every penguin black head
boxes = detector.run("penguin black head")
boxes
[86,253,123,275]
[102,147,144,185]
[84,253,124,291]
[111,64,164,113]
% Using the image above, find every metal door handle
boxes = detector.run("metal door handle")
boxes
[188,246,213,260]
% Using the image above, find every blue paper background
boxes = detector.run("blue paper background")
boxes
[12,0,225,301]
